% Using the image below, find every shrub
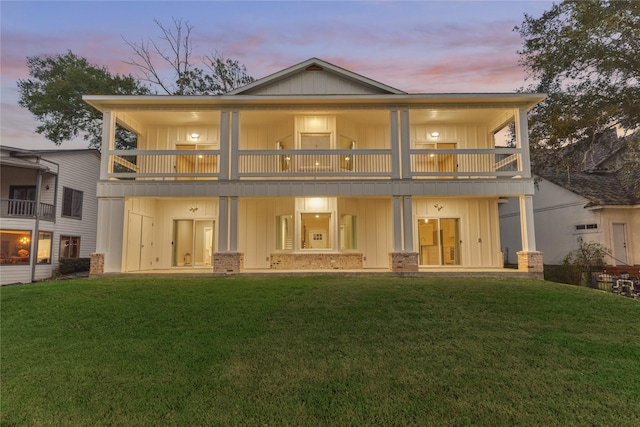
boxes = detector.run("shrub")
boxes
[57,258,91,275]
[561,240,609,286]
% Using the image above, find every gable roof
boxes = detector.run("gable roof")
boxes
[537,132,640,206]
[228,57,407,96]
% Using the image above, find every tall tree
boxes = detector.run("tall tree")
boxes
[17,51,149,149]
[123,18,254,95]
[515,0,640,172]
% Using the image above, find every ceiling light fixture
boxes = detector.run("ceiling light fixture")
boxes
[191,133,200,139]
[430,132,440,138]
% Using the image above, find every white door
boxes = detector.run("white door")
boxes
[126,213,142,272]
[140,216,154,270]
[612,223,628,265]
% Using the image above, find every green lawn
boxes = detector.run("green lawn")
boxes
[2,276,639,426]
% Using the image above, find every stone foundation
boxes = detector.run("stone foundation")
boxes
[517,251,544,273]
[270,253,363,270]
[389,252,419,272]
[213,252,244,273]
[90,253,104,274]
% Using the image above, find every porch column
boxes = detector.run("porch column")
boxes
[402,196,414,251]
[214,195,243,273]
[218,196,229,252]
[390,110,401,180]
[100,111,116,180]
[229,196,238,252]
[219,110,230,180]
[517,195,543,273]
[230,111,240,180]
[515,107,532,178]
[389,195,419,272]
[400,109,411,179]
[392,196,402,251]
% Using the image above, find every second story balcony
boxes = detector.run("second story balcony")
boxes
[97,104,532,183]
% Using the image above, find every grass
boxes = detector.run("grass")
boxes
[2,275,639,426]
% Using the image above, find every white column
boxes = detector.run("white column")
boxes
[230,111,240,180]
[100,111,116,180]
[400,109,411,179]
[390,110,400,179]
[218,196,229,252]
[519,195,536,252]
[392,196,402,251]
[219,110,230,180]
[515,107,532,178]
[403,196,414,251]
[229,196,238,252]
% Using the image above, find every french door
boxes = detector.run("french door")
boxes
[417,218,460,266]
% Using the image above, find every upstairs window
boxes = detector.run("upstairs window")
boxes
[62,187,83,219]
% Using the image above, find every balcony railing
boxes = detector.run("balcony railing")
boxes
[237,150,392,179]
[1,199,56,221]
[105,148,523,180]
[109,150,220,180]
[409,148,522,178]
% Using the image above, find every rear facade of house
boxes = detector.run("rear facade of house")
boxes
[85,58,544,275]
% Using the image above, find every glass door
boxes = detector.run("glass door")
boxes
[417,218,460,266]
[173,219,215,267]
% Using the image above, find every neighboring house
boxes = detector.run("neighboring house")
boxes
[500,131,639,267]
[84,58,544,275]
[0,146,100,285]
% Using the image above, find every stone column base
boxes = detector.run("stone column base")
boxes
[213,252,244,273]
[517,251,543,273]
[389,252,419,272]
[90,253,104,274]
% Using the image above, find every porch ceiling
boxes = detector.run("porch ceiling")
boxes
[118,108,512,128]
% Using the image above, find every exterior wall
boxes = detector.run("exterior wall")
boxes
[122,197,219,271]
[410,123,493,149]
[413,197,503,268]
[95,198,125,273]
[48,151,100,265]
[237,197,392,270]
[138,124,220,150]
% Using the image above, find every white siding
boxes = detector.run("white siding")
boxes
[46,151,100,268]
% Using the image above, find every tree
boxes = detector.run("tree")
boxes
[123,18,254,95]
[17,51,149,149]
[515,0,640,173]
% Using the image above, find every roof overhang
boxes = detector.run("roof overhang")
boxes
[83,92,546,112]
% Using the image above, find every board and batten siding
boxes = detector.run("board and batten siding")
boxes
[413,197,503,268]
[242,71,389,96]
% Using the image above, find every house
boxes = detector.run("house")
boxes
[83,58,545,276]
[500,131,639,267]
[0,146,100,285]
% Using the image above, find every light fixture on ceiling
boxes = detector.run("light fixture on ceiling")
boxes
[430,132,440,138]
[191,133,200,139]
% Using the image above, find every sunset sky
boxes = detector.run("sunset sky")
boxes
[1,0,553,150]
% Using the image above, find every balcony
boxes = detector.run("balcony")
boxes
[105,147,523,181]
[1,199,56,221]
